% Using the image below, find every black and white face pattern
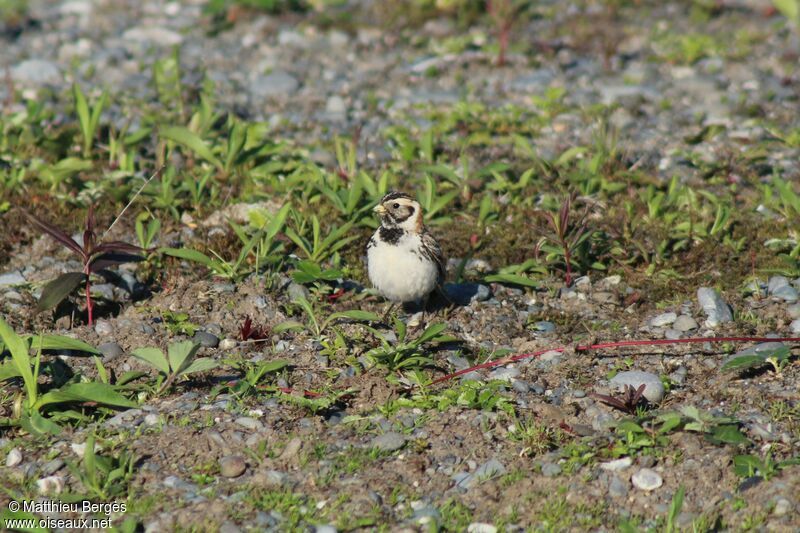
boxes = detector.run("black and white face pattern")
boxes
[376,192,419,229]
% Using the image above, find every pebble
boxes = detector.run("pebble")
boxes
[488,367,520,382]
[193,330,219,348]
[0,270,25,287]
[541,463,561,477]
[144,413,160,426]
[315,526,337,533]
[36,475,64,494]
[772,285,799,302]
[12,59,62,87]
[122,26,183,46]
[251,70,299,99]
[6,448,22,467]
[98,342,124,361]
[533,321,556,334]
[631,468,663,491]
[696,287,733,327]
[790,320,800,334]
[235,417,264,431]
[600,457,633,471]
[768,275,790,294]
[219,338,238,350]
[467,524,497,533]
[609,370,665,403]
[649,312,677,327]
[672,315,698,331]
[94,319,113,336]
[787,303,800,319]
[773,497,792,516]
[609,475,628,498]
[371,432,406,452]
[220,455,247,478]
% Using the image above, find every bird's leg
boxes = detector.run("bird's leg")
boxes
[381,302,398,324]
[407,297,427,330]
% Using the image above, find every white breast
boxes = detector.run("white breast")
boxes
[367,231,439,303]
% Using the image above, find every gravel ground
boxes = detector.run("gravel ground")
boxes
[1,0,799,531]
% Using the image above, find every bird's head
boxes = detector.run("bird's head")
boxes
[374,192,423,232]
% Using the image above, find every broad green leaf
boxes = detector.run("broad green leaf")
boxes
[265,203,292,241]
[273,320,304,333]
[733,455,762,477]
[117,370,148,386]
[774,0,800,23]
[25,410,63,436]
[37,272,87,311]
[0,318,37,405]
[180,357,218,376]
[259,359,290,373]
[161,247,214,267]
[35,382,136,409]
[484,273,538,288]
[167,340,201,375]
[0,360,22,381]
[131,347,170,375]
[28,334,99,354]
[707,424,749,446]
[328,310,380,322]
[720,355,765,373]
[160,125,222,169]
[415,322,447,345]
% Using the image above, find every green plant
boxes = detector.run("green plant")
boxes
[131,340,218,394]
[773,0,800,30]
[286,214,358,264]
[721,345,792,375]
[135,211,161,249]
[225,358,289,396]
[508,418,564,456]
[0,318,135,435]
[22,206,145,325]
[538,194,595,286]
[364,320,448,372]
[277,295,379,340]
[160,311,199,336]
[665,485,685,533]
[73,84,108,159]
[733,446,800,480]
[66,432,135,499]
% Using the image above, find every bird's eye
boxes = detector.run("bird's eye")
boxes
[392,203,400,209]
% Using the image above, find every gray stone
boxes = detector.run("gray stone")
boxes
[600,457,633,471]
[650,312,677,327]
[219,338,238,350]
[235,417,263,431]
[672,315,698,332]
[533,321,556,334]
[315,526,337,533]
[773,285,799,302]
[473,458,506,481]
[467,524,497,533]
[768,275,790,294]
[727,342,785,366]
[609,371,665,403]
[609,475,628,498]
[697,287,733,327]
[94,320,113,336]
[788,303,800,319]
[251,71,299,99]
[541,462,561,477]
[631,468,663,491]
[791,320,800,334]
[12,60,62,87]
[98,342,124,361]
[444,283,491,305]
[0,271,25,287]
[773,497,792,516]
[287,282,310,302]
[325,95,346,116]
[371,432,406,452]
[220,455,247,478]
[488,367,520,382]
[193,330,219,348]
[6,448,22,467]
[90,283,115,301]
[122,26,183,46]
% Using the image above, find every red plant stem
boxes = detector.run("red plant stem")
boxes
[563,240,572,286]
[429,336,800,387]
[84,264,94,326]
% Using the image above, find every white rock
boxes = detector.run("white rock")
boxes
[609,370,665,403]
[649,312,677,327]
[697,287,733,327]
[11,60,61,87]
[122,26,183,46]
[631,468,662,491]
[219,338,238,350]
[0,271,26,287]
[6,448,22,467]
[467,524,497,533]
[672,315,698,332]
[600,457,633,472]
[36,475,65,494]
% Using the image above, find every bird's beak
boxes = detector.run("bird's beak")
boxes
[373,204,386,215]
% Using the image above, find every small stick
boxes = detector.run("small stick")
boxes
[101,165,165,240]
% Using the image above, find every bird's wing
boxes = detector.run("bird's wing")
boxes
[421,228,446,285]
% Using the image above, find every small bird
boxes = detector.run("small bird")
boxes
[367,191,445,323]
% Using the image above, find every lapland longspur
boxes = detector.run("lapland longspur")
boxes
[366,192,445,321]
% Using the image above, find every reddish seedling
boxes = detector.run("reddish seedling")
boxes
[591,384,648,415]
[22,206,144,325]
[239,316,269,344]
[539,194,592,286]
